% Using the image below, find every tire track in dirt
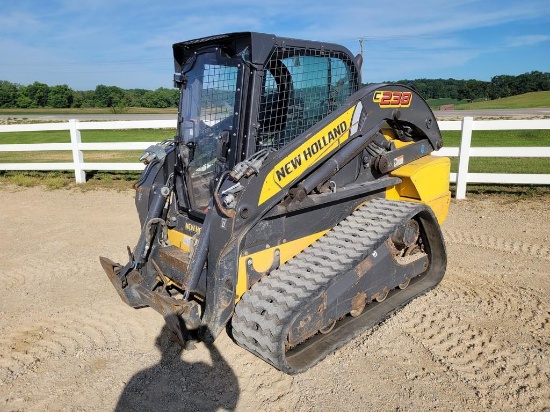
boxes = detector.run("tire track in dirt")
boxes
[442,270,550,344]
[443,229,550,260]
[0,261,81,296]
[397,271,550,410]
[0,270,27,292]
[0,304,155,385]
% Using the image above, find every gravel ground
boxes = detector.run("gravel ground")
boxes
[0,187,549,411]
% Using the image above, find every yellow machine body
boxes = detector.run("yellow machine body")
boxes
[386,155,451,224]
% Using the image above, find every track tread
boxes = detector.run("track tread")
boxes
[232,199,426,373]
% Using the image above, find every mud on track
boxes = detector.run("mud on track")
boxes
[0,187,549,411]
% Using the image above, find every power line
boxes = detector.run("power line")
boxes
[0,59,166,67]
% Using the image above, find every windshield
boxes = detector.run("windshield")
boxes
[178,50,241,211]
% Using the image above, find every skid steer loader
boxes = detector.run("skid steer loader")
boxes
[100,32,450,374]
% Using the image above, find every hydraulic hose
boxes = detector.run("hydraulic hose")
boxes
[133,185,170,266]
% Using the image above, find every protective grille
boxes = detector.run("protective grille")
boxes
[201,64,238,126]
[256,46,359,151]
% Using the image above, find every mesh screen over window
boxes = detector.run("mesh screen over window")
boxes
[256,47,358,151]
[200,64,238,125]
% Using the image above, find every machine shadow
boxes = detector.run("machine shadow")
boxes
[115,317,240,412]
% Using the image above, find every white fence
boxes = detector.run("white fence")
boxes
[0,117,549,199]
[0,119,172,183]
[435,117,550,198]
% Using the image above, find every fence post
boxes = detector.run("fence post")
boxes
[455,116,473,199]
[69,119,86,183]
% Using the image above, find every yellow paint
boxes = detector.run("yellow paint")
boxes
[167,228,191,252]
[386,156,451,224]
[235,230,329,302]
[258,105,358,206]
[380,128,414,149]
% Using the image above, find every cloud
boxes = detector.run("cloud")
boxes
[0,11,45,34]
[506,35,550,48]
[363,48,483,82]
[1,0,549,89]
[140,14,264,50]
[291,0,549,43]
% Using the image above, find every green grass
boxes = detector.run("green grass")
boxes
[79,129,174,143]
[0,170,141,190]
[449,157,549,174]
[426,91,550,110]
[0,128,173,163]
[456,91,550,109]
[442,129,550,174]
[0,128,173,144]
[442,129,550,147]
[1,113,549,190]
[0,150,145,164]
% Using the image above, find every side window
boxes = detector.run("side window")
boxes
[256,51,355,151]
[285,56,329,133]
[329,57,353,109]
[201,64,239,125]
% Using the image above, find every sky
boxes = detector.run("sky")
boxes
[1,0,549,91]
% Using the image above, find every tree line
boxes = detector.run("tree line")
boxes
[0,83,179,109]
[390,71,550,101]
[0,71,548,109]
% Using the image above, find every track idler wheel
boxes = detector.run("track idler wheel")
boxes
[350,292,367,317]
[398,277,411,290]
[374,287,389,303]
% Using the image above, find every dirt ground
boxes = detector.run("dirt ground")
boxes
[0,187,548,411]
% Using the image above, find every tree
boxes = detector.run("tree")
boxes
[94,85,111,107]
[26,81,50,107]
[0,81,19,108]
[71,90,96,108]
[48,84,73,108]
[94,85,130,108]
[125,88,150,107]
[142,87,179,108]
[458,80,488,101]
[1,70,546,110]
[490,75,514,99]
[16,86,33,108]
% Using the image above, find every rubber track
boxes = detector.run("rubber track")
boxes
[232,198,426,374]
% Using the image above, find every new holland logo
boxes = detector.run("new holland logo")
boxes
[274,120,347,182]
[258,102,363,205]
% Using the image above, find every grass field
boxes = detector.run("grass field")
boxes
[0,129,174,165]
[0,108,549,190]
[442,129,550,147]
[456,91,550,110]
[441,129,550,175]
[426,91,550,110]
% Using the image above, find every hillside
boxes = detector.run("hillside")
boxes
[456,91,550,109]
[425,91,550,110]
